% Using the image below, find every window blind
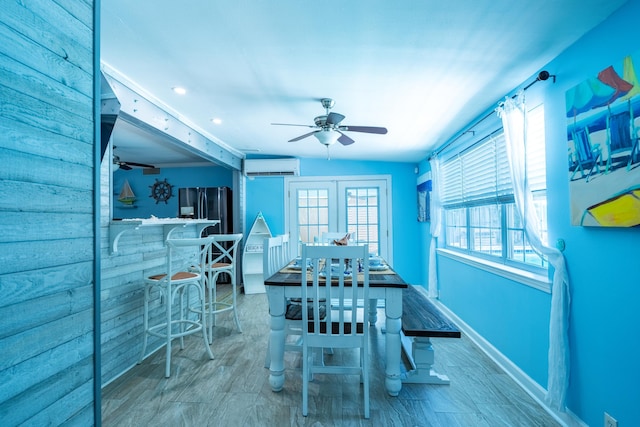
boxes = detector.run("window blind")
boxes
[441,132,513,207]
[441,104,546,207]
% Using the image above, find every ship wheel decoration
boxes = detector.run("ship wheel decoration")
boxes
[149,178,173,204]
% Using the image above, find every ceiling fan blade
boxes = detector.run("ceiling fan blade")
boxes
[339,125,388,134]
[326,112,345,125]
[125,161,156,169]
[272,123,317,128]
[337,132,355,146]
[288,130,319,142]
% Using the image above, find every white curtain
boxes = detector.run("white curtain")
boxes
[428,157,442,298]
[497,94,571,411]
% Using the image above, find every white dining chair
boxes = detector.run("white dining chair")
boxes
[264,235,283,281]
[263,234,317,368]
[200,233,244,342]
[139,237,215,377]
[301,243,370,418]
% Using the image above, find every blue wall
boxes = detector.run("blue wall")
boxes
[113,166,232,219]
[245,176,286,236]
[245,158,422,285]
[427,2,640,426]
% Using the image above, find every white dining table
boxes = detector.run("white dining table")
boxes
[264,264,408,397]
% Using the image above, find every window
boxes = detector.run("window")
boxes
[297,188,330,244]
[441,105,547,271]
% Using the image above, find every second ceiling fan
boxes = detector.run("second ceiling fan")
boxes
[113,156,155,170]
[272,98,387,148]
[113,146,156,171]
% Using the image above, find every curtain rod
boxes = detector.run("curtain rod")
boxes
[431,71,556,159]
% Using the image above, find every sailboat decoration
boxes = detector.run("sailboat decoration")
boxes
[118,179,136,205]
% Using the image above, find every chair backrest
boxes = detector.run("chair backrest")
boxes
[165,237,214,279]
[280,233,291,266]
[607,110,632,153]
[301,243,369,348]
[263,235,284,279]
[208,233,243,272]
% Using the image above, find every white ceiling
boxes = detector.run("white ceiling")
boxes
[101,0,627,167]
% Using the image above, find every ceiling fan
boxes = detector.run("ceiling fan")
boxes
[272,98,388,148]
[113,151,155,171]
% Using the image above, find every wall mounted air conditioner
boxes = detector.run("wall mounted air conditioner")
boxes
[244,158,300,177]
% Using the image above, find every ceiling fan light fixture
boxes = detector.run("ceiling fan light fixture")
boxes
[272,98,386,148]
[314,129,340,146]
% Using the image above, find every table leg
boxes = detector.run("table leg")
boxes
[368,298,378,325]
[384,288,403,396]
[267,286,286,392]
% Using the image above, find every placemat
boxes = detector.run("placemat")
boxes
[280,262,393,279]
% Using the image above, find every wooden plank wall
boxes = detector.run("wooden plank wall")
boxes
[0,0,96,425]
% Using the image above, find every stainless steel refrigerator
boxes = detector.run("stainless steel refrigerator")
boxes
[178,186,233,236]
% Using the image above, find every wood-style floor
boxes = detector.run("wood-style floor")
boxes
[101,291,561,426]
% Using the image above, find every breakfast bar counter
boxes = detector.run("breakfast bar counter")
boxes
[109,218,220,254]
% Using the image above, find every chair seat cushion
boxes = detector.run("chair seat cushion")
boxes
[209,262,231,269]
[285,301,326,320]
[148,271,198,281]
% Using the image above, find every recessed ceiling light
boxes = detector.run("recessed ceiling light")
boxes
[211,117,222,125]
[172,86,186,95]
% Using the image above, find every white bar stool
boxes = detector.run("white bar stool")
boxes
[199,233,243,342]
[139,237,214,377]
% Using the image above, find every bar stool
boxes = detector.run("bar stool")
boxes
[201,233,243,342]
[139,237,214,377]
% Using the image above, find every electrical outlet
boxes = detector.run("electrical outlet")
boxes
[604,412,618,427]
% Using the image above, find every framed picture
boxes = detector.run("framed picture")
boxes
[566,50,640,227]
[417,173,432,222]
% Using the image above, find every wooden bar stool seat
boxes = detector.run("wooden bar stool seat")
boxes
[139,237,215,377]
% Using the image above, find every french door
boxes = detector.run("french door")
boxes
[285,176,392,263]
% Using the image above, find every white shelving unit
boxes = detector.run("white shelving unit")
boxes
[242,212,272,294]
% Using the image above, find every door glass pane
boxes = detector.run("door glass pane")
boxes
[297,188,329,244]
[345,187,380,255]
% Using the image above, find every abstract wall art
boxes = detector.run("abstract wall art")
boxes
[566,50,640,227]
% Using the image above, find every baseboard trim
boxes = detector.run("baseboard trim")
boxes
[426,294,587,427]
